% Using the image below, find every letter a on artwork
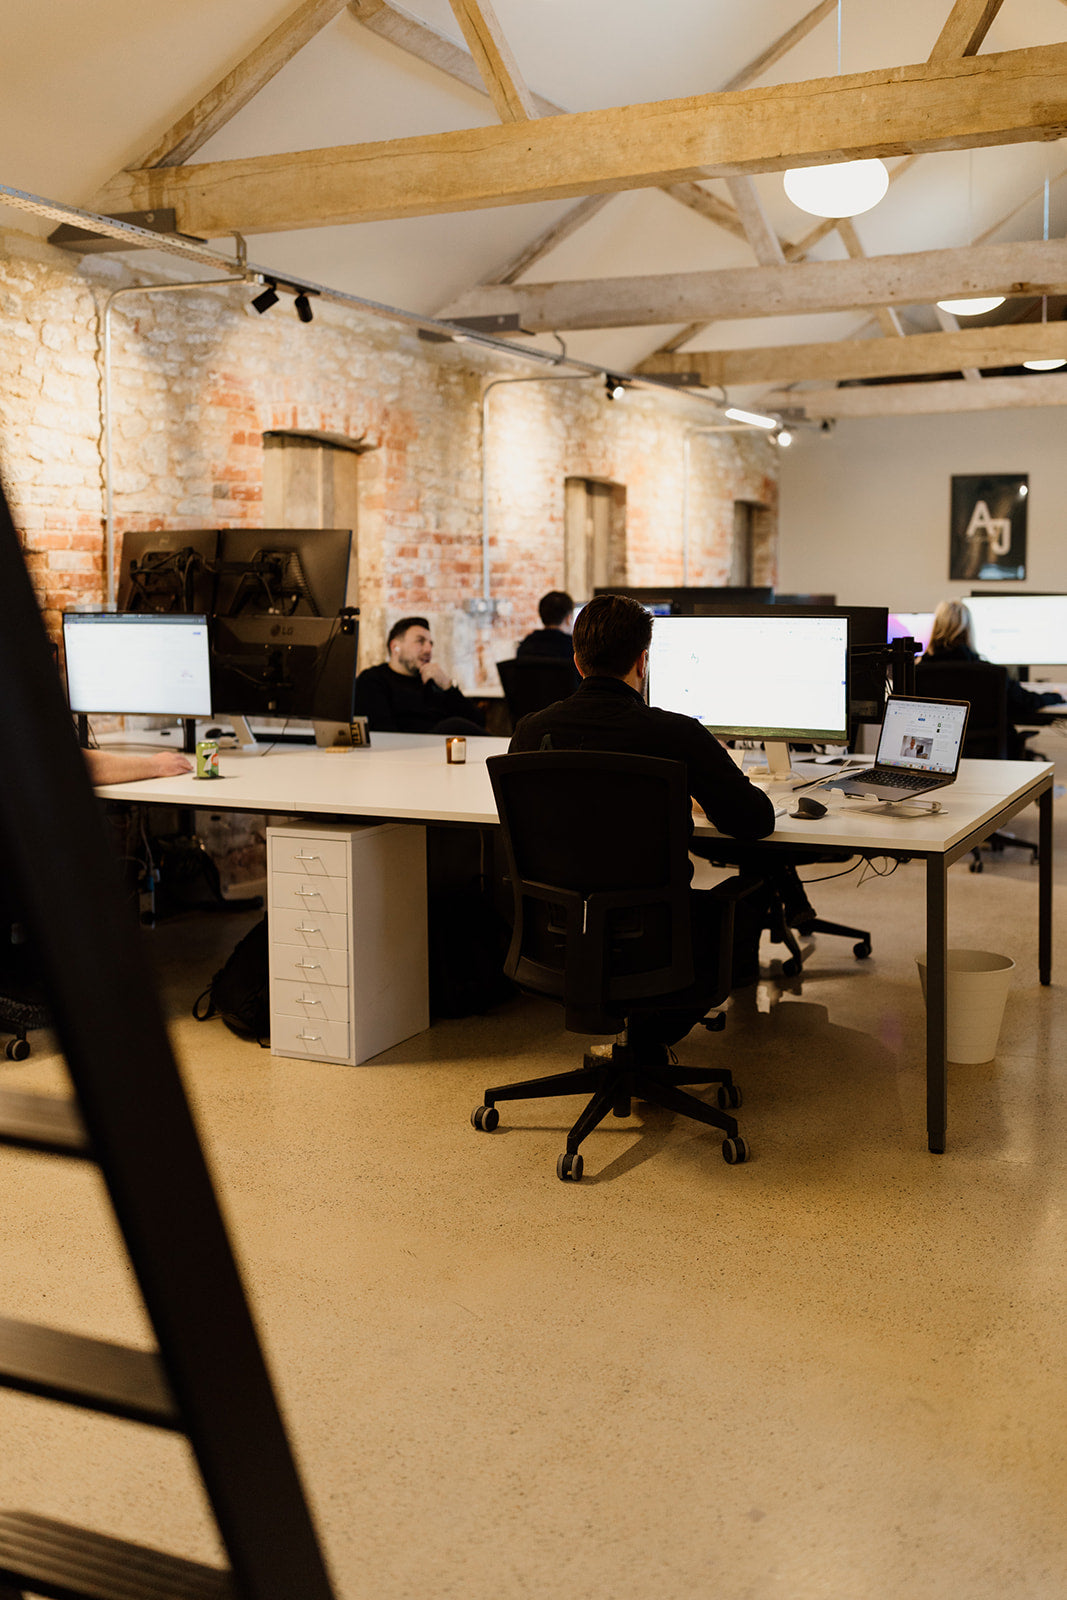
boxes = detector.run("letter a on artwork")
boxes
[965,499,1012,556]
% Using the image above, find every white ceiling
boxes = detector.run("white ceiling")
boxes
[2,0,1065,403]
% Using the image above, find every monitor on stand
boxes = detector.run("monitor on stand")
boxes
[967,593,1067,668]
[214,528,352,618]
[117,529,220,614]
[647,612,849,779]
[63,613,213,752]
[208,614,359,743]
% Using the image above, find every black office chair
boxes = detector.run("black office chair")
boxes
[915,658,1038,868]
[496,657,579,727]
[473,751,756,1180]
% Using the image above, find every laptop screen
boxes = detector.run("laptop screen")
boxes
[876,697,968,776]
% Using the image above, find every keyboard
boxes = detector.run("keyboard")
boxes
[868,768,942,789]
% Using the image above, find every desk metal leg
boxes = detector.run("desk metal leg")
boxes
[1039,785,1052,986]
[926,858,948,1154]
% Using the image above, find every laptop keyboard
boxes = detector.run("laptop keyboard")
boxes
[871,768,938,788]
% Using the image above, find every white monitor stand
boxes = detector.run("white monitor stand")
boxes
[743,740,793,780]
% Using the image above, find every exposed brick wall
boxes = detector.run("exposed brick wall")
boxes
[0,225,779,691]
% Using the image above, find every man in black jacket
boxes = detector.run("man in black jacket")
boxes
[516,590,576,661]
[509,593,775,1048]
[353,616,486,735]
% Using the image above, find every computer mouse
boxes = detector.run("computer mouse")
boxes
[792,795,827,819]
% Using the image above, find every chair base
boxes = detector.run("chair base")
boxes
[969,831,1038,872]
[473,1039,747,1176]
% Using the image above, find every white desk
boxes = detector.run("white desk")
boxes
[95,739,1054,1154]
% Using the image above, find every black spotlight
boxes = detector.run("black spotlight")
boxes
[294,292,314,324]
[251,281,279,314]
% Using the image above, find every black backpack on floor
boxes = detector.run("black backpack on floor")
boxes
[193,915,270,1045]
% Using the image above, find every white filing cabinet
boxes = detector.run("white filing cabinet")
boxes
[267,822,428,1065]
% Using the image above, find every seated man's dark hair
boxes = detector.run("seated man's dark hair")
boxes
[387,615,430,648]
[537,589,574,627]
[572,593,652,678]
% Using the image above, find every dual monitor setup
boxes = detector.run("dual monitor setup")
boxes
[631,587,1067,781]
[63,528,357,749]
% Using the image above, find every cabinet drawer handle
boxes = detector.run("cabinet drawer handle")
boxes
[294,851,321,861]
[298,1030,322,1042]
[296,959,321,971]
[300,994,323,1006]
[295,923,322,934]
[297,886,322,898]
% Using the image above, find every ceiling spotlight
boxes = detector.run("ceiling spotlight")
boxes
[782,158,889,219]
[935,296,1005,316]
[294,292,314,323]
[605,375,626,400]
[1023,357,1067,371]
[776,429,793,447]
[725,406,777,430]
[251,281,279,314]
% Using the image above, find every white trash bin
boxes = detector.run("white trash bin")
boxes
[916,949,1015,1064]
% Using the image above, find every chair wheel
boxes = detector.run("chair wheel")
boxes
[471,1104,499,1131]
[716,1083,742,1110]
[557,1152,583,1182]
[782,957,801,977]
[5,1037,29,1062]
[702,1012,726,1032]
[853,941,872,960]
[722,1136,748,1164]
[970,857,983,873]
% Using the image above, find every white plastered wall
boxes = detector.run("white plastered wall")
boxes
[777,407,1067,611]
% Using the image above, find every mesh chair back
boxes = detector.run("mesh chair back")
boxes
[496,657,578,725]
[915,660,1008,759]
[487,751,694,1032]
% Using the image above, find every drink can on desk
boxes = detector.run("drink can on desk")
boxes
[195,740,220,779]
[446,736,467,764]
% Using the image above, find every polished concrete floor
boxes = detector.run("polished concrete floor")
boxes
[1,772,1066,1599]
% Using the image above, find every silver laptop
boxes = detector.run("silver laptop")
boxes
[825,695,970,801]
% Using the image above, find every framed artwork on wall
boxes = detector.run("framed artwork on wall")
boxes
[950,473,1028,581]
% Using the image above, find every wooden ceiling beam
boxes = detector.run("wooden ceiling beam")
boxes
[763,372,1067,417]
[445,239,1067,332]
[445,0,537,122]
[95,43,1067,234]
[642,323,1067,387]
[927,0,1006,65]
[349,0,560,114]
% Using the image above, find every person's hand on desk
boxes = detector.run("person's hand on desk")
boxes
[85,750,194,784]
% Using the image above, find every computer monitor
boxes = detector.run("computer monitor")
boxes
[770,604,888,723]
[647,611,849,778]
[209,614,359,729]
[967,594,1067,666]
[213,528,352,618]
[117,529,220,613]
[888,611,936,654]
[774,593,837,606]
[63,613,213,720]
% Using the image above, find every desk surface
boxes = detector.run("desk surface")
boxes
[92,735,1053,857]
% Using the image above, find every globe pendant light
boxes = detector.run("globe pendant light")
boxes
[781,3,888,220]
[936,295,1005,316]
[783,159,889,219]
